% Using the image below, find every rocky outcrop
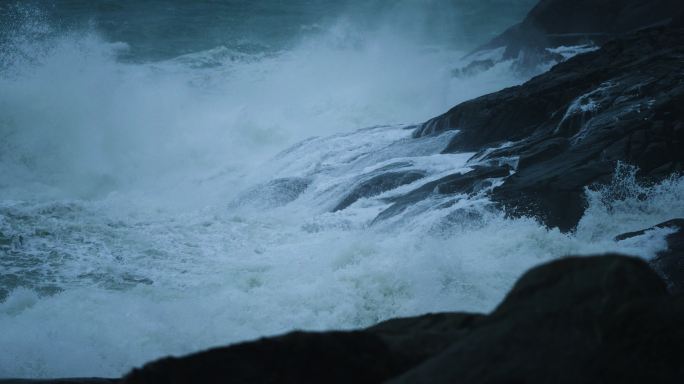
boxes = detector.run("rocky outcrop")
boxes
[617,219,684,293]
[115,255,684,383]
[406,26,684,231]
[463,0,681,71]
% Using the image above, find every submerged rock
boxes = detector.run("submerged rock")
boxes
[229,177,311,209]
[373,165,510,222]
[333,171,426,212]
[413,26,684,231]
[119,255,684,383]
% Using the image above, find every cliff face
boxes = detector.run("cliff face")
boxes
[408,26,684,231]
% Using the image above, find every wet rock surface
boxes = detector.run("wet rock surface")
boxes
[414,26,684,231]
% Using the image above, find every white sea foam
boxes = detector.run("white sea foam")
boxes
[1,123,682,377]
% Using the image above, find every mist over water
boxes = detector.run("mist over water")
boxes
[1,0,683,378]
[0,0,536,201]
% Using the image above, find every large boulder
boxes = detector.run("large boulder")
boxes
[391,255,683,384]
[13,256,683,383]
[123,331,402,384]
[118,255,684,383]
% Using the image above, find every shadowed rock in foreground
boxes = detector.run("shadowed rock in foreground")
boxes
[118,255,684,384]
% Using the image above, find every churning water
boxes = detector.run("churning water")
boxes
[1,0,683,378]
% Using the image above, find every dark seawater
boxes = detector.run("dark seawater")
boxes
[2,0,683,378]
[2,0,538,61]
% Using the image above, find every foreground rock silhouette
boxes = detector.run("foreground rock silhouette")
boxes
[114,255,683,384]
[4,255,682,383]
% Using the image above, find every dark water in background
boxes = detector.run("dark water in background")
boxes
[1,0,537,61]
[2,0,683,379]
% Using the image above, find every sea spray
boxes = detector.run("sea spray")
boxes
[2,124,682,377]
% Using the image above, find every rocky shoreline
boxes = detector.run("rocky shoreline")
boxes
[402,24,684,231]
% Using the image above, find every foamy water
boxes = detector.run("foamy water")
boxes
[1,1,683,378]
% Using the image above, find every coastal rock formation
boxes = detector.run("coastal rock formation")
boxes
[459,0,682,72]
[120,255,684,383]
[406,26,684,231]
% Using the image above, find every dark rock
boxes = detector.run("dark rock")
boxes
[414,26,684,231]
[391,255,683,384]
[616,219,684,293]
[118,255,684,383]
[674,10,684,28]
[366,312,484,368]
[107,313,483,384]
[124,331,404,384]
[333,171,425,212]
[373,165,510,222]
[472,0,681,66]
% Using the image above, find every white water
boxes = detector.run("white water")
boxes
[1,6,684,379]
